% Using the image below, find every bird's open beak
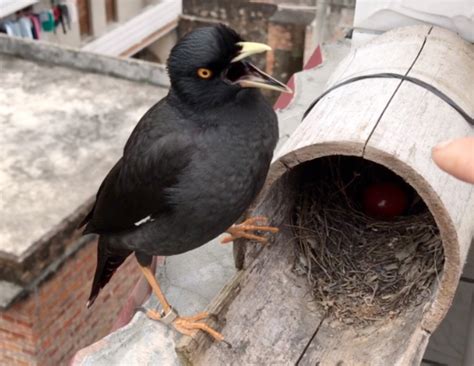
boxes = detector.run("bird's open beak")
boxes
[229,42,293,94]
[231,42,272,63]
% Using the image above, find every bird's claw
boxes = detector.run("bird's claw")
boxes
[173,312,225,342]
[221,216,279,244]
[141,308,224,342]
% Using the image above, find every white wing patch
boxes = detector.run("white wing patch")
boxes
[134,215,155,226]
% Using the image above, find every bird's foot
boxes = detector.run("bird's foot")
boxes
[174,312,224,342]
[143,308,224,342]
[221,216,279,244]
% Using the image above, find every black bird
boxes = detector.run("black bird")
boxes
[80,24,291,340]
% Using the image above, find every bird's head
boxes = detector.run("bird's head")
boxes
[167,24,292,108]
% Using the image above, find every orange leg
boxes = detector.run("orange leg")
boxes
[221,216,279,244]
[139,265,224,342]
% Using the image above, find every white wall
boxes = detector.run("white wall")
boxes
[116,0,144,23]
[146,29,177,64]
[89,0,107,38]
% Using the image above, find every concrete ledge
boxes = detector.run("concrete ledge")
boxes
[73,312,180,366]
[0,34,170,87]
[0,281,22,309]
[0,196,93,307]
[0,234,96,310]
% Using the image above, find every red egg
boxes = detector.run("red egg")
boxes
[363,182,408,219]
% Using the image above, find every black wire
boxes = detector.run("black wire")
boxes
[302,73,473,126]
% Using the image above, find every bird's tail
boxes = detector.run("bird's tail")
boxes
[86,236,131,308]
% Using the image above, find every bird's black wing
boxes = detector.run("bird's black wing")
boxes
[81,101,195,235]
[82,99,195,307]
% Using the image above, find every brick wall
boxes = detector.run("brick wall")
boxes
[0,238,140,366]
[266,9,313,83]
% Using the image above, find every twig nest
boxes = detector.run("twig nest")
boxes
[292,156,444,326]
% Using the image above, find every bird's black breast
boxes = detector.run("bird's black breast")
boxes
[85,90,278,256]
[158,90,279,250]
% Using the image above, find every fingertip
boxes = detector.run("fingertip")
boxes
[431,143,447,167]
[431,137,474,184]
[433,138,454,153]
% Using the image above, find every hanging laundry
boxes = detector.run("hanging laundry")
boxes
[8,21,22,37]
[28,15,41,40]
[59,4,71,30]
[0,0,77,40]
[52,6,67,34]
[39,10,55,32]
[2,22,12,36]
[18,17,34,39]
[2,21,14,36]
[52,6,59,34]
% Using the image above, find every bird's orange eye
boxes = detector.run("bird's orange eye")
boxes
[197,68,212,79]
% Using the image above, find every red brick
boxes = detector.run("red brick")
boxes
[2,239,140,365]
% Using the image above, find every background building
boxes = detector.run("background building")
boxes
[0,0,180,60]
[1,0,355,91]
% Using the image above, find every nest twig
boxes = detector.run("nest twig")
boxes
[292,158,444,326]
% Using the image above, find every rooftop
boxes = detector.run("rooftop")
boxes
[0,34,168,303]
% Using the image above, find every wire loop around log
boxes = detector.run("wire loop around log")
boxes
[303,73,473,126]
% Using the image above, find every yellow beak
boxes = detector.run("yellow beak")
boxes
[230,42,293,94]
[231,42,272,63]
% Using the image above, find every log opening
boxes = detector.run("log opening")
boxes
[289,156,444,326]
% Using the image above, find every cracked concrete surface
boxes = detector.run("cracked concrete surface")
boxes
[155,237,235,316]
[0,54,166,258]
[75,237,234,366]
